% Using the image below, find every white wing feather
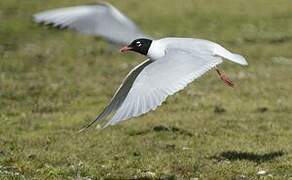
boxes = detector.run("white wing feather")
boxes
[33,3,147,45]
[79,59,153,132]
[104,50,223,127]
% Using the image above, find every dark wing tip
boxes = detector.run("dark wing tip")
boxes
[77,115,102,134]
[77,127,88,134]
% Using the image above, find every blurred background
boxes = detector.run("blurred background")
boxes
[0,0,291,179]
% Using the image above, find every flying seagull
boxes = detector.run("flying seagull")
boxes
[79,37,248,131]
[33,2,148,46]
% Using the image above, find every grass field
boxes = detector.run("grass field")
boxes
[1,0,292,179]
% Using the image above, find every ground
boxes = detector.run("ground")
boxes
[0,0,292,179]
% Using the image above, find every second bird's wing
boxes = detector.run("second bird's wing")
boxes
[34,3,146,45]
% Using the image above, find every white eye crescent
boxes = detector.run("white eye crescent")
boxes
[136,41,142,47]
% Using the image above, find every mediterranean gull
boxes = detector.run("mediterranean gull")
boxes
[79,37,248,131]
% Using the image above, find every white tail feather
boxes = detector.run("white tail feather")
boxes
[231,53,248,65]
[214,45,248,66]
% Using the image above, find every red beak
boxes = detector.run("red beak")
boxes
[120,46,132,53]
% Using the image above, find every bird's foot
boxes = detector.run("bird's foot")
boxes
[220,73,234,87]
[215,68,234,87]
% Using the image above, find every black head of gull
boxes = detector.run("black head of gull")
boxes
[120,38,152,55]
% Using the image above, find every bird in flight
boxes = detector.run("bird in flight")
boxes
[79,37,248,131]
[33,2,149,46]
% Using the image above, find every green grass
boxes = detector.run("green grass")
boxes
[1,0,292,179]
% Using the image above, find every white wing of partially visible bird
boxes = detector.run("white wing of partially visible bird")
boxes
[33,2,148,45]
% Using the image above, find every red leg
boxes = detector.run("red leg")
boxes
[215,67,234,87]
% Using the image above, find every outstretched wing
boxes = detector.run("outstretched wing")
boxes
[80,49,223,131]
[103,50,223,127]
[79,59,153,132]
[34,3,147,45]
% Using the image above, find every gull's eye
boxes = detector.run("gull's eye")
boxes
[136,41,142,47]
